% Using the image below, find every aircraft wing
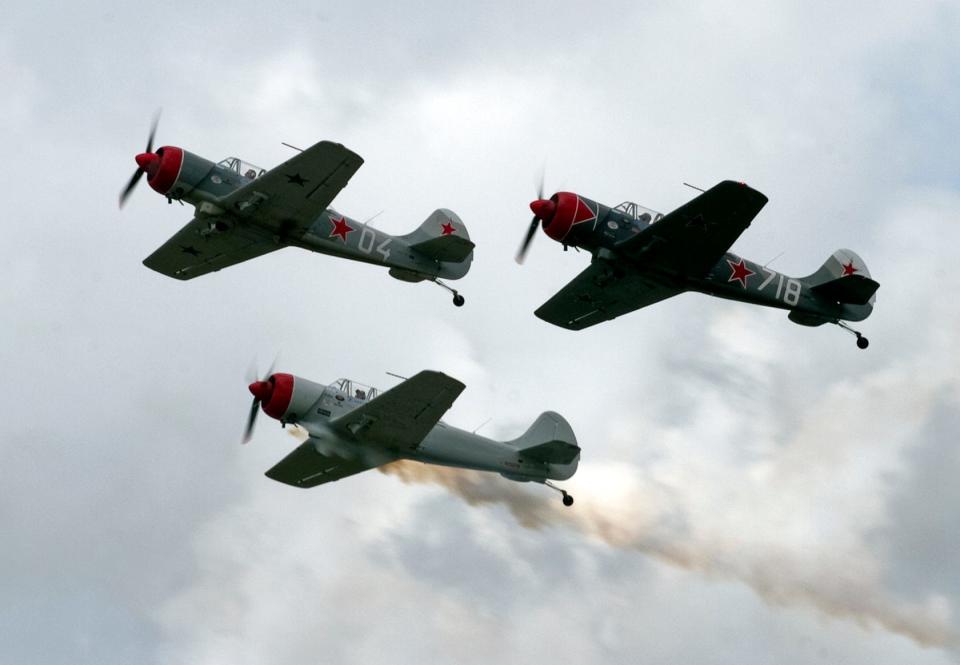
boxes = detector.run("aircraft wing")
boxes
[265,440,377,488]
[535,262,680,330]
[143,216,281,280]
[618,180,768,276]
[220,140,364,230]
[329,370,466,451]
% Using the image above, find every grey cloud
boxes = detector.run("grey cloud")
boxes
[879,400,960,602]
[2,1,960,664]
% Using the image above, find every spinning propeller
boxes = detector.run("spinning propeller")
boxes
[243,357,277,444]
[516,172,557,264]
[118,112,161,208]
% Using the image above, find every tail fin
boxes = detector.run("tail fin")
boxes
[508,411,580,466]
[803,249,879,306]
[402,209,475,273]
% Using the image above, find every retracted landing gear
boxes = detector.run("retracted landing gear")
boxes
[545,480,574,507]
[432,278,465,307]
[836,320,869,349]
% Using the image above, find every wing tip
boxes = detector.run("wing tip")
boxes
[717,179,768,206]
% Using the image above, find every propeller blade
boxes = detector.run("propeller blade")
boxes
[517,168,549,264]
[242,351,279,444]
[242,397,260,444]
[264,353,278,380]
[515,215,540,264]
[118,111,161,209]
[244,359,259,385]
[145,110,160,154]
[118,168,144,208]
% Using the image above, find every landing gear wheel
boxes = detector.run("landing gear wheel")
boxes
[452,294,465,307]
[562,493,574,507]
[836,321,870,350]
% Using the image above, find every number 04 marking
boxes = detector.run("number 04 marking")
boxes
[358,227,392,261]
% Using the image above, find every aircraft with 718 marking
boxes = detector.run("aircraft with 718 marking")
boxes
[517,180,879,348]
[119,116,473,306]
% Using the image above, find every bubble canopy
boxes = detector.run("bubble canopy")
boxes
[612,200,663,225]
[217,156,266,179]
[329,378,379,401]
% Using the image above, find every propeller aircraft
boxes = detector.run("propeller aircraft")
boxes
[243,368,581,506]
[517,181,879,348]
[120,117,473,306]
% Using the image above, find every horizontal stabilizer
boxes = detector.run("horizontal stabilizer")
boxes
[519,439,581,465]
[409,234,475,263]
[811,274,880,305]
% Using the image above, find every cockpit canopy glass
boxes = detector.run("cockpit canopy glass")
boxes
[613,201,663,225]
[329,378,379,401]
[217,157,266,180]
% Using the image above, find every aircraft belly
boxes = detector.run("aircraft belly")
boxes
[410,428,545,477]
[692,280,793,309]
[694,270,859,322]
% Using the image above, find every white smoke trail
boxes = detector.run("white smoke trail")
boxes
[373,337,960,652]
[380,458,956,650]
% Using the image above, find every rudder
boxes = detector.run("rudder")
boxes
[803,249,879,306]
[508,411,580,466]
[403,209,475,268]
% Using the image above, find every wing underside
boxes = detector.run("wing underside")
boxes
[329,370,465,451]
[618,180,769,276]
[220,141,363,233]
[143,216,280,280]
[535,262,680,331]
[265,440,377,488]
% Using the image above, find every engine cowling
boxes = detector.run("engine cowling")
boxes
[248,373,327,423]
[134,146,214,201]
[530,192,612,249]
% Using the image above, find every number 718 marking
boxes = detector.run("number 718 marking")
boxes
[760,267,801,306]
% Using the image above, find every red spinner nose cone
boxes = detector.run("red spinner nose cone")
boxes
[135,152,160,177]
[248,380,273,402]
[530,198,556,222]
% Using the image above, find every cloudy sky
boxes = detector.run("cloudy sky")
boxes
[2,1,959,663]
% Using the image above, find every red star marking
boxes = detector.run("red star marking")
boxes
[727,258,755,288]
[841,260,859,276]
[440,222,456,236]
[328,216,354,242]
